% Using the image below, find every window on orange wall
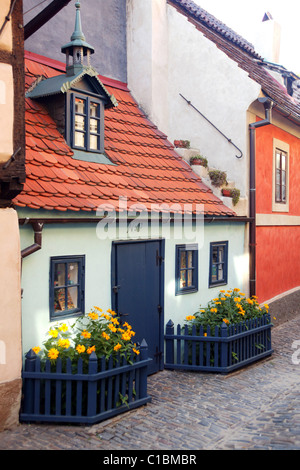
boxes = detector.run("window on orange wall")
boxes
[275,149,287,203]
[273,139,289,213]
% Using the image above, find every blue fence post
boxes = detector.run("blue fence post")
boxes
[23,349,37,414]
[139,339,149,398]
[165,320,174,367]
[220,323,228,371]
[87,351,98,418]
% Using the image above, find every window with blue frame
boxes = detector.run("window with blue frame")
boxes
[176,244,198,295]
[50,255,85,320]
[71,93,104,153]
[209,241,228,287]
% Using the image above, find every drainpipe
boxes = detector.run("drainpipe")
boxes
[249,97,273,297]
[21,220,44,259]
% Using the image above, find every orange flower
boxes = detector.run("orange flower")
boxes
[81,330,91,339]
[223,318,230,325]
[87,345,96,354]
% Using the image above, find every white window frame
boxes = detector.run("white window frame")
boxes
[272,138,289,213]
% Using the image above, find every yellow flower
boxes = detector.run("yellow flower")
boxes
[48,329,58,338]
[264,304,269,310]
[121,332,131,341]
[48,348,59,360]
[240,293,246,296]
[114,343,122,352]
[76,344,86,354]
[247,298,253,304]
[220,290,226,293]
[186,315,196,321]
[88,312,99,320]
[233,288,240,292]
[94,306,103,312]
[108,323,117,333]
[87,345,96,354]
[215,302,221,305]
[133,348,140,355]
[200,309,205,313]
[223,318,230,325]
[32,346,41,355]
[221,297,226,301]
[101,314,111,321]
[58,338,70,349]
[102,332,110,341]
[81,330,91,339]
[210,308,218,313]
[273,316,276,320]
[204,333,207,337]
[58,323,68,332]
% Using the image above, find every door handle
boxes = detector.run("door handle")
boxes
[113,285,121,294]
[119,312,129,317]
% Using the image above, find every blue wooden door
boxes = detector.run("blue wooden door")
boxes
[111,240,164,375]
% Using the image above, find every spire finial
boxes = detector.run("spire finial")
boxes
[71,1,85,42]
[61,0,95,75]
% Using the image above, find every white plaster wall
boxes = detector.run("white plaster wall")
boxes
[20,218,246,356]
[127,0,261,196]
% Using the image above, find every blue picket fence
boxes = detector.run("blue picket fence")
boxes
[165,314,273,374]
[20,339,152,425]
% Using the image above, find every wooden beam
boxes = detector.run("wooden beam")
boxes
[24,0,72,40]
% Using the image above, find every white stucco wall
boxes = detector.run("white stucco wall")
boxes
[127,0,261,197]
[19,213,246,356]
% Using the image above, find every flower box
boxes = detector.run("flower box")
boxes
[20,340,152,425]
[20,307,152,424]
[165,289,273,374]
[165,315,273,374]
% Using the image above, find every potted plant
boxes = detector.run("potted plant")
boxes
[20,307,152,424]
[208,169,227,187]
[222,188,240,206]
[174,139,190,149]
[190,155,208,167]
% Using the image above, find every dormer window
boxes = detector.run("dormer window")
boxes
[72,94,104,153]
[25,0,117,164]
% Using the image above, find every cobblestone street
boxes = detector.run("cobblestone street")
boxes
[1,314,300,451]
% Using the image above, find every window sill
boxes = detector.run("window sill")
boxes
[209,281,227,289]
[71,149,116,165]
[176,288,198,296]
[50,310,84,322]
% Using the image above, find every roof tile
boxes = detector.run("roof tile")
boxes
[14,53,236,217]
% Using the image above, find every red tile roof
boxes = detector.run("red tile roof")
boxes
[13,51,235,217]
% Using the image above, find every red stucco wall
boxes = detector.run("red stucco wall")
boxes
[255,122,300,302]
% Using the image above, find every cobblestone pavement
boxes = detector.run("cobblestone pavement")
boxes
[1,314,300,451]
